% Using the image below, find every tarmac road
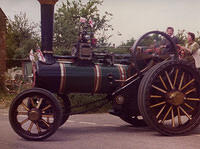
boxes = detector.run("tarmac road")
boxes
[0,108,200,149]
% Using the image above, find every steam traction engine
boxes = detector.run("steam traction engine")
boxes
[9,0,200,140]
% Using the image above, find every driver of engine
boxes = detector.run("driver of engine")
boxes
[160,27,179,54]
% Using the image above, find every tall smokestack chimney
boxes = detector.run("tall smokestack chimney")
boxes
[38,0,58,64]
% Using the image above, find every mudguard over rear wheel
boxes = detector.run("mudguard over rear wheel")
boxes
[138,60,200,135]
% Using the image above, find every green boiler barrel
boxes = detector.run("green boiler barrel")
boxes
[35,62,128,94]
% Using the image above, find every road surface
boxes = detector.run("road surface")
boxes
[0,108,200,149]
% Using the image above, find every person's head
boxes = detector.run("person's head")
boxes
[187,32,195,42]
[166,27,174,36]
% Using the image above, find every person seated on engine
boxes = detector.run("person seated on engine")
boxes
[160,27,179,54]
[177,32,200,66]
[145,27,179,55]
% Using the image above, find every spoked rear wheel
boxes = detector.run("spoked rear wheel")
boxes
[9,88,62,141]
[138,61,200,135]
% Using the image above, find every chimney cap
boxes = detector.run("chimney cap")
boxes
[38,0,58,5]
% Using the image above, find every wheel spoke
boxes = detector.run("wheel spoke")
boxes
[42,104,52,112]
[156,104,166,119]
[28,122,34,132]
[184,103,194,110]
[47,117,50,123]
[162,106,172,123]
[179,106,192,120]
[20,118,29,126]
[150,101,166,108]
[17,111,28,115]
[178,72,185,90]
[185,88,196,95]
[35,123,41,133]
[159,75,168,90]
[180,79,195,91]
[36,98,43,109]
[30,98,36,108]
[42,114,54,118]
[171,108,175,127]
[21,102,30,111]
[150,95,162,98]
[165,71,174,89]
[177,106,182,125]
[173,69,179,87]
[41,119,50,128]
[152,85,167,94]
[186,97,200,101]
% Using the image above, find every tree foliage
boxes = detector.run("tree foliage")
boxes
[53,0,113,55]
[6,13,39,64]
[118,30,200,54]
[176,29,200,45]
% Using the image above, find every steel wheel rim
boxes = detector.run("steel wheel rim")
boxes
[12,94,57,137]
[146,64,200,131]
[130,31,178,74]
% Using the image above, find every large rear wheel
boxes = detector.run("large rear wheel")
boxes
[138,60,200,135]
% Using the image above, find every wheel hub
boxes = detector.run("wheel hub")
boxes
[166,91,185,106]
[28,108,41,121]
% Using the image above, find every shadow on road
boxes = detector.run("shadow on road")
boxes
[50,125,153,141]
[50,124,200,141]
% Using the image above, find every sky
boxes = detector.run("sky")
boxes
[0,0,200,45]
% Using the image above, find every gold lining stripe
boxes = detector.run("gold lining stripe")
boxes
[94,66,97,92]
[121,65,126,80]
[118,65,123,80]
[115,65,148,82]
[94,64,101,93]
[59,63,66,94]
[117,65,126,86]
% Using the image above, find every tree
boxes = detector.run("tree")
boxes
[196,31,200,45]
[176,29,187,45]
[109,37,135,54]
[6,13,39,67]
[0,8,7,92]
[53,0,113,55]
[120,37,135,47]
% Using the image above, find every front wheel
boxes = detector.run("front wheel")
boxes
[9,88,62,141]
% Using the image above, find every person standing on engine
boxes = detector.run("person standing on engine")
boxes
[178,32,200,65]
[160,27,179,54]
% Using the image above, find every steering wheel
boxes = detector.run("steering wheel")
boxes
[130,31,178,74]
